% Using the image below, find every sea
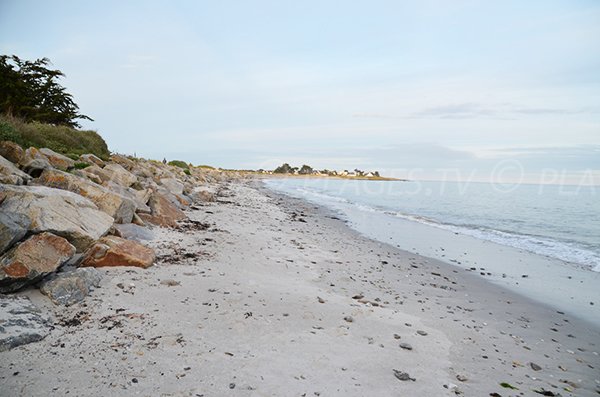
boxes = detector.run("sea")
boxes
[264,178,600,324]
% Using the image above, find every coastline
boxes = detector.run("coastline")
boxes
[263,177,600,327]
[1,180,598,396]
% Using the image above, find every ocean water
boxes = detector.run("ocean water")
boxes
[264,178,600,272]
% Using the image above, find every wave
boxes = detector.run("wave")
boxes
[275,183,600,272]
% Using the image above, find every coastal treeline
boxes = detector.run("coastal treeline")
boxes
[0,55,91,128]
[0,55,107,159]
[270,163,380,178]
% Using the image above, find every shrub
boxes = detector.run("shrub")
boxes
[0,119,23,144]
[0,114,110,160]
[167,160,190,170]
[72,162,90,170]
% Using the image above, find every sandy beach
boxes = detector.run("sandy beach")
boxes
[1,180,598,396]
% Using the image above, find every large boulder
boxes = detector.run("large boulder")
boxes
[79,153,105,167]
[0,141,25,164]
[86,163,137,187]
[21,157,52,178]
[0,155,31,185]
[39,267,102,306]
[192,186,217,203]
[72,168,104,184]
[39,148,75,171]
[80,236,155,269]
[0,185,114,251]
[0,212,30,255]
[0,232,76,293]
[0,295,51,352]
[137,192,186,227]
[36,169,136,223]
[160,178,185,195]
[109,154,136,171]
[102,182,151,214]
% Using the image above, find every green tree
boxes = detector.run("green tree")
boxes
[0,55,92,128]
[298,164,313,175]
[274,163,293,174]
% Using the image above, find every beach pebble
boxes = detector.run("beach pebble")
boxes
[343,316,354,323]
[456,374,468,382]
[317,296,325,303]
[416,330,428,336]
[399,343,413,350]
[160,279,180,286]
[393,369,415,381]
[393,333,401,339]
[529,362,542,371]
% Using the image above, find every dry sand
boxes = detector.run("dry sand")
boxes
[1,181,598,396]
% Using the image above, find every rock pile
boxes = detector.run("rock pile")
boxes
[0,141,239,349]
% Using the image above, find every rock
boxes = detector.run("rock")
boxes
[160,279,180,286]
[39,148,75,170]
[343,316,354,323]
[71,168,104,184]
[192,187,216,203]
[113,223,154,242]
[160,178,185,195]
[109,154,136,171]
[138,192,186,227]
[399,343,413,350]
[0,295,51,352]
[87,163,137,187]
[456,374,468,382]
[0,154,31,185]
[39,267,102,306]
[0,185,114,251]
[0,232,76,293]
[0,212,30,255]
[21,157,52,177]
[416,330,428,336]
[36,168,136,223]
[0,141,25,164]
[102,182,151,214]
[393,369,415,381]
[443,383,459,392]
[79,153,105,167]
[80,236,155,269]
[530,362,542,371]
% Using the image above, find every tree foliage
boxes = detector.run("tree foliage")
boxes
[298,164,313,175]
[0,55,92,128]
[274,163,294,174]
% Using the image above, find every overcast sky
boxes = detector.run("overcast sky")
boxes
[1,0,599,183]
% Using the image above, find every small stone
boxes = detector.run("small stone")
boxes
[343,316,354,323]
[530,362,542,371]
[132,378,138,383]
[393,333,401,339]
[393,369,415,381]
[352,294,364,299]
[160,279,180,287]
[417,330,428,336]
[456,374,468,382]
[317,296,325,303]
[399,343,413,350]
[229,383,236,389]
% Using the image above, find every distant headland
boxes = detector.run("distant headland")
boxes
[255,163,402,181]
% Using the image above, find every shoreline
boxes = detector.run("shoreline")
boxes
[1,180,598,396]
[263,178,600,328]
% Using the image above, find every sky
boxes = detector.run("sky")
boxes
[1,0,599,183]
